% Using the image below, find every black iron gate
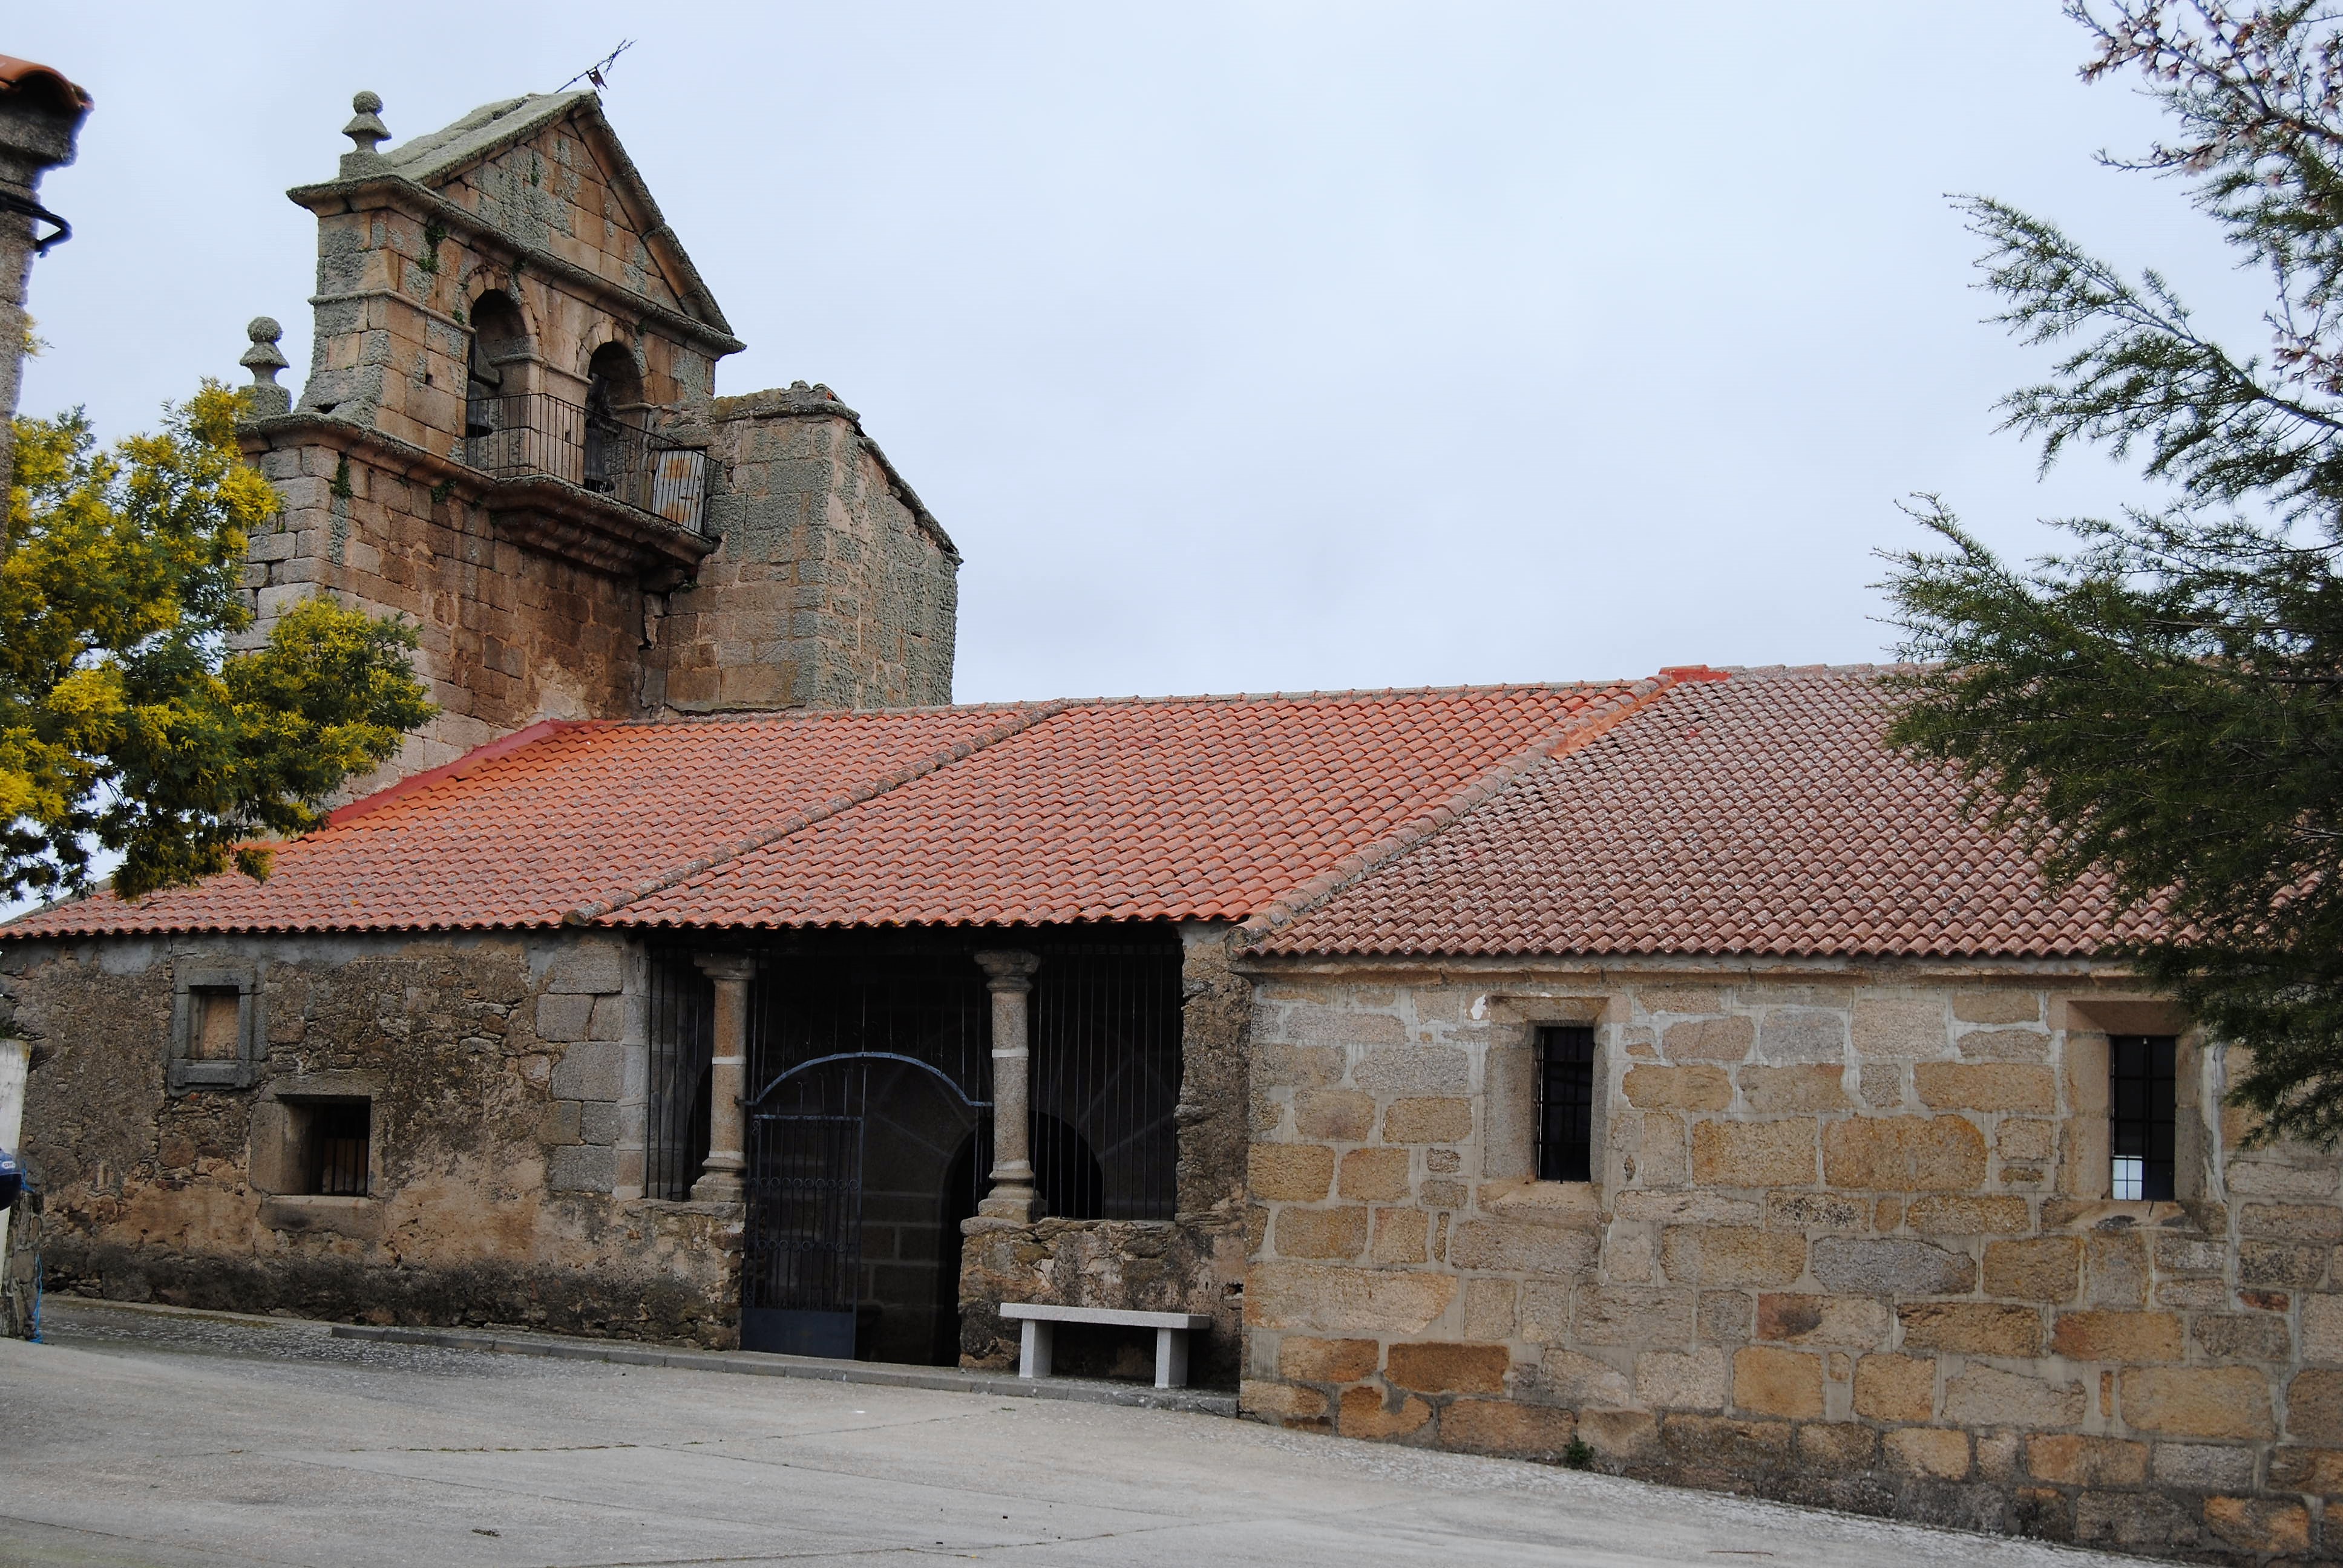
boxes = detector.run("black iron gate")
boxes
[741,1110,865,1357]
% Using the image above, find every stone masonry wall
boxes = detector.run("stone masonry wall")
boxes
[1239,962,2343,1565]
[4,930,738,1345]
[958,924,1251,1387]
[655,385,957,713]
[238,433,648,783]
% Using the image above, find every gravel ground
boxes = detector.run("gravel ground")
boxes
[0,1299,2166,1568]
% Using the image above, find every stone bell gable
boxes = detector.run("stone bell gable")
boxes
[234,90,958,785]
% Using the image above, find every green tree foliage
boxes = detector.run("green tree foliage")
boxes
[1884,2,2343,1142]
[2,382,432,903]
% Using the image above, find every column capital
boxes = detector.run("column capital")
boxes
[693,952,761,984]
[974,949,1040,991]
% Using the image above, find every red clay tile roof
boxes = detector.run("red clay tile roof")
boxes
[1248,665,2154,959]
[4,682,1653,939]
[609,684,1655,929]
[0,56,93,113]
[6,705,1050,937]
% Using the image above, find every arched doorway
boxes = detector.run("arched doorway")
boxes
[739,1053,989,1361]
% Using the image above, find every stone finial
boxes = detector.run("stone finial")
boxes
[341,90,389,158]
[238,317,292,419]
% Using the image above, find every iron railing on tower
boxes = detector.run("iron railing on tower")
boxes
[464,391,710,533]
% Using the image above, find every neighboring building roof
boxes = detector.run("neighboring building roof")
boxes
[0,56,93,114]
[4,682,1656,939]
[1248,664,2152,961]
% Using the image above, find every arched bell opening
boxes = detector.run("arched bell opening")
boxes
[463,290,528,447]
[583,341,643,496]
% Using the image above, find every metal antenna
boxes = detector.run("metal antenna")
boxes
[557,39,635,93]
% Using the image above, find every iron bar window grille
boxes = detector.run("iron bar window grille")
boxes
[1031,940,1182,1221]
[306,1102,370,1196]
[646,954,715,1202]
[462,390,710,532]
[2111,1034,2177,1201]
[1535,1025,1596,1183]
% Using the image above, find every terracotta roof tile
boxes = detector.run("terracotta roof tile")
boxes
[5,682,1650,939]
[1249,665,2151,959]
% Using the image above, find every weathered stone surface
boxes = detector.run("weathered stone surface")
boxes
[1247,1263,1455,1335]
[1575,1287,1694,1347]
[1851,998,1948,1060]
[1698,1289,1754,1343]
[1351,1045,1469,1095]
[1884,1426,1971,1479]
[1809,1236,1974,1296]
[1613,1190,1760,1227]
[1981,1237,2080,1302]
[1732,1347,1823,1418]
[1796,1422,1877,1467]
[1370,1206,1429,1264]
[2238,1240,2327,1289]
[1956,1030,2049,1062]
[2289,1368,2343,1443]
[2082,1232,2150,1310]
[1898,1302,2044,1358]
[2267,1444,2343,1493]
[1755,1010,1846,1063]
[1755,1293,1892,1348]
[1522,1347,1634,1406]
[2193,1311,2292,1362]
[1463,1278,1515,1340]
[1689,1119,1816,1187]
[1241,1379,1328,1422]
[1659,1413,1793,1469]
[1337,1384,1431,1439]
[1636,1346,1728,1411]
[1953,990,2042,1025]
[2203,1496,2311,1557]
[1853,1353,1935,1422]
[1274,1205,1368,1260]
[2027,1434,2148,1487]
[1765,1191,1865,1232]
[1662,1015,1755,1062]
[1385,1341,1509,1394]
[1336,1148,1411,1202]
[1440,1399,1577,1460]
[1736,1065,1850,1112]
[1942,1365,2085,1429]
[2155,1442,2256,1491]
[1905,1195,2030,1235]
[1820,1116,1987,1192]
[1291,1088,1376,1142]
[1660,1226,1804,1287]
[549,1041,623,1102]
[2122,1367,2275,1440]
[1911,1061,2053,1113]
[2051,1310,2185,1364]
[1622,1064,1731,1111]
[1449,1220,1599,1275]
[1276,1336,1378,1382]
[1380,1097,1472,1144]
[1250,1144,1335,1202]
[2241,1201,2343,1241]
[2303,1293,2343,1364]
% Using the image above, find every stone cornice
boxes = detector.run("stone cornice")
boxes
[285,174,746,359]
[238,413,716,580]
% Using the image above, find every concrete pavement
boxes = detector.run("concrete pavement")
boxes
[0,1300,2163,1567]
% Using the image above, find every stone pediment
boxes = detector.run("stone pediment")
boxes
[290,92,731,339]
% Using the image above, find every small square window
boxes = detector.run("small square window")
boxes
[1535,1025,1596,1183]
[189,987,241,1061]
[297,1100,371,1196]
[2110,1034,2177,1201]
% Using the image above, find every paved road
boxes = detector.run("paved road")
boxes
[0,1301,2157,1568]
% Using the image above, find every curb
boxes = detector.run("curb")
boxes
[329,1322,1240,1415]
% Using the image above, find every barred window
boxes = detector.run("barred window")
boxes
[296,1100,371,1197]
[1535,1025,1596,1183]
[2109,1034,2176,1201]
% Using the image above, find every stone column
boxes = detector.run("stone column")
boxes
[975,950,1040,1222]
[690,953,759,1203]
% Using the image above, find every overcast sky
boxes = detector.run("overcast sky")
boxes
[14,2,2266,704]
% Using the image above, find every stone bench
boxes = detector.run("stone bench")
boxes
[998,1302,1213,1390]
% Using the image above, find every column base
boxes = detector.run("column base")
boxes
[689,1171,744,1203]
[977,1191,1037,1223]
